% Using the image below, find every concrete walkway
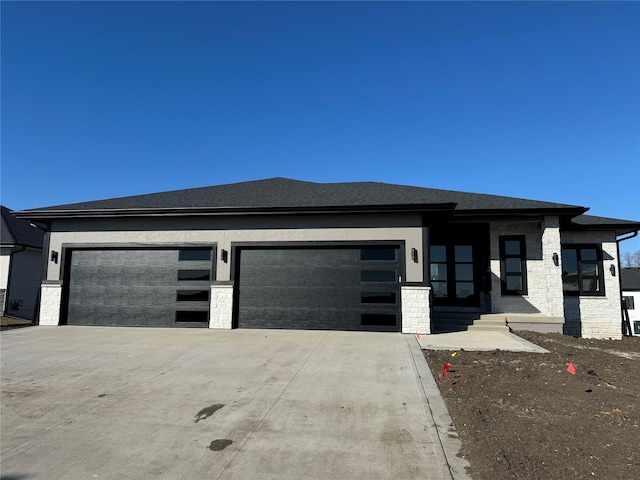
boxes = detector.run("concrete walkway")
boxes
[1,327,470,480]
[417,330,549,353]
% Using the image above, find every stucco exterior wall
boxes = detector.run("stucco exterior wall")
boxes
[46,214,425,283]
[561,230,621,339]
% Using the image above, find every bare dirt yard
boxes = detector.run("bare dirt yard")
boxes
[1,316,33,330]
[424,331,640,480]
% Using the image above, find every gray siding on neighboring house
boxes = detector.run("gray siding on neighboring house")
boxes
[5,248,43,320]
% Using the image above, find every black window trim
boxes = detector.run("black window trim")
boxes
[499,236,528,295]
[561,243,606,297]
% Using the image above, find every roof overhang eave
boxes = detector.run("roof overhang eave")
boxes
[452,206,589,219]
[14,202,459,220]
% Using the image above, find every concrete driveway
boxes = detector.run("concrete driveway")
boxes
[1,327,468,480]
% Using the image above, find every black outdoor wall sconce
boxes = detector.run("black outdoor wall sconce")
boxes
[411,247,419,263]
[610,264,616,276]
[552,252,559,266]
[51,250,58,263]
[221,249,228,263]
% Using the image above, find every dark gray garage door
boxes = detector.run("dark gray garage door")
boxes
[235,246,401,332]
[65,248,213,327]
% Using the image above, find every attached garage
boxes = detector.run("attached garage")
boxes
[234,245,402,332]
[63,247,214,327]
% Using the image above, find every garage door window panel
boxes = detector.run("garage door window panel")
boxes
[175,311,209,323]
[360,248,396,261]
[361,292,397,304]
[178,270,211,281]
[176,290,210,302]
[361,314,397,326]
[360,270,397,282]
[179,249,212,261]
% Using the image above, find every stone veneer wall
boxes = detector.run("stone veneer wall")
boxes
[490,220,563,316]
[401,286,430,334]
[209,284,234,329]
[39,284,62,325]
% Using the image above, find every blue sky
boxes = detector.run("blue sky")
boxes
[2,1,639,254]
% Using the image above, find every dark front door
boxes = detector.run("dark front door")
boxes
[430,244,478,307]
[429,224,489,308]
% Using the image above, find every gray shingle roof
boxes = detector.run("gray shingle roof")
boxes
[17,177,587,217]
[569,214,640,236]
[1,206,44,248]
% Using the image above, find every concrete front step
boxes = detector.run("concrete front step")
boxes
[432,313,564,333]
[467,324,510,332]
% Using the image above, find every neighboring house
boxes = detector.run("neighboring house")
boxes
[1,206,45,321]
[14,178,640,339]
[621,268,640,336]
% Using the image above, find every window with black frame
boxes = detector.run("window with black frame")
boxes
[561,245,605,296]
[500,236,527,295]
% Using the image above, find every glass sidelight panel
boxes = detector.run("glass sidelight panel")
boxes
[430,264,447,281]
